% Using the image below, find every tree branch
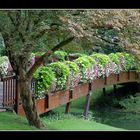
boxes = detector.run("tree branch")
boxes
[96,35,119,46]
[26,36,74,79]
[2,32,19,74]
[31,28,50,40]
[7,12,16,26]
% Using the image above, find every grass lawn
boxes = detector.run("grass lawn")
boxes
[0,111,38,130]
[0,86,126,130]
[0,109,124,130]
[42,107,125,131]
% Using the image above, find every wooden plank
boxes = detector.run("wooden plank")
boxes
[5,80,7,106]
[83,91,92,119]
[65,102,71,114]
[15,78,20,113]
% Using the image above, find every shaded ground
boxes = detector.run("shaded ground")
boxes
[93,108,140,130]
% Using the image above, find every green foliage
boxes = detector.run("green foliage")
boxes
[62,42,84,54]
[34,52,45,57]
[118,95,140,113]
[33,66,56,98]
[122,53,136,71]
[53,51,68,62]
[75,56,92,81]
[84,56,97,65]
[64,61,79,76]
[0,56,9,77]
[33,52,138,98]
[118,95,136,110]
[75,56,91,70]
[64,61,80,88]
[48,62,70,90]
[115,52,137,71]
[0,33,5,56]
[91,53,111,67]
[69,53,87,58]
[30,53,35,58]
[115,52,125,60]
[108,53,120,65]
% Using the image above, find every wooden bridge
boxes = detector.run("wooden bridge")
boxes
[0,70,140,118]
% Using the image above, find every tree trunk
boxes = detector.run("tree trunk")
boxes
[19,77,45,128]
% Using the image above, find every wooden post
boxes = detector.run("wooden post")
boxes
[83,82,92,119]
[2,78,5,107]
[103,88,106,96]
[65,89,73,114]
[113,84,117,96]
[65,102,71,114]
[128,70,130,80]
[137,82,140,92]
[15,77,20,114]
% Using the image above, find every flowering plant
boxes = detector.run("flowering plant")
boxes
[64,61,80,88]
[83,56,97,81]
[0,56,9,77]
[48,62,70,91]
[116,53,125,71]
[75,56,92,82]
[32,51,137,99]
[109,53,121,74]
[33,66,56,99]
[91,53,111,77]
[123,53,136,71]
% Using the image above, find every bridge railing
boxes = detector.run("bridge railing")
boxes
[1,75,16,107]
[0,70,140,116]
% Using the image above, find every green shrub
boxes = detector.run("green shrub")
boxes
[83,56,97,65]
[48,62,70,90]
[122,53,136,71]
[33,66,56,98]
[108,53,120,65]
[91,53,111,67]
[64,61,80,88]
[115,52,125,70]
[75,56,92,82]
[53,51,68,62]
[64,61,79,76]
[0,56,9,77]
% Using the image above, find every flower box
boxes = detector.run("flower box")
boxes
[36,98,48,114]
[70,83,89,100]
[46,89,70,109]
[17,98,49,116]
[17,89,70,116]
[118,71,129,83]
[92,77,105,90]
[106,73,118,85]
[128,70,137,81]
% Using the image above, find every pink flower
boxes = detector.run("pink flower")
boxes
[94,65,98,79]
